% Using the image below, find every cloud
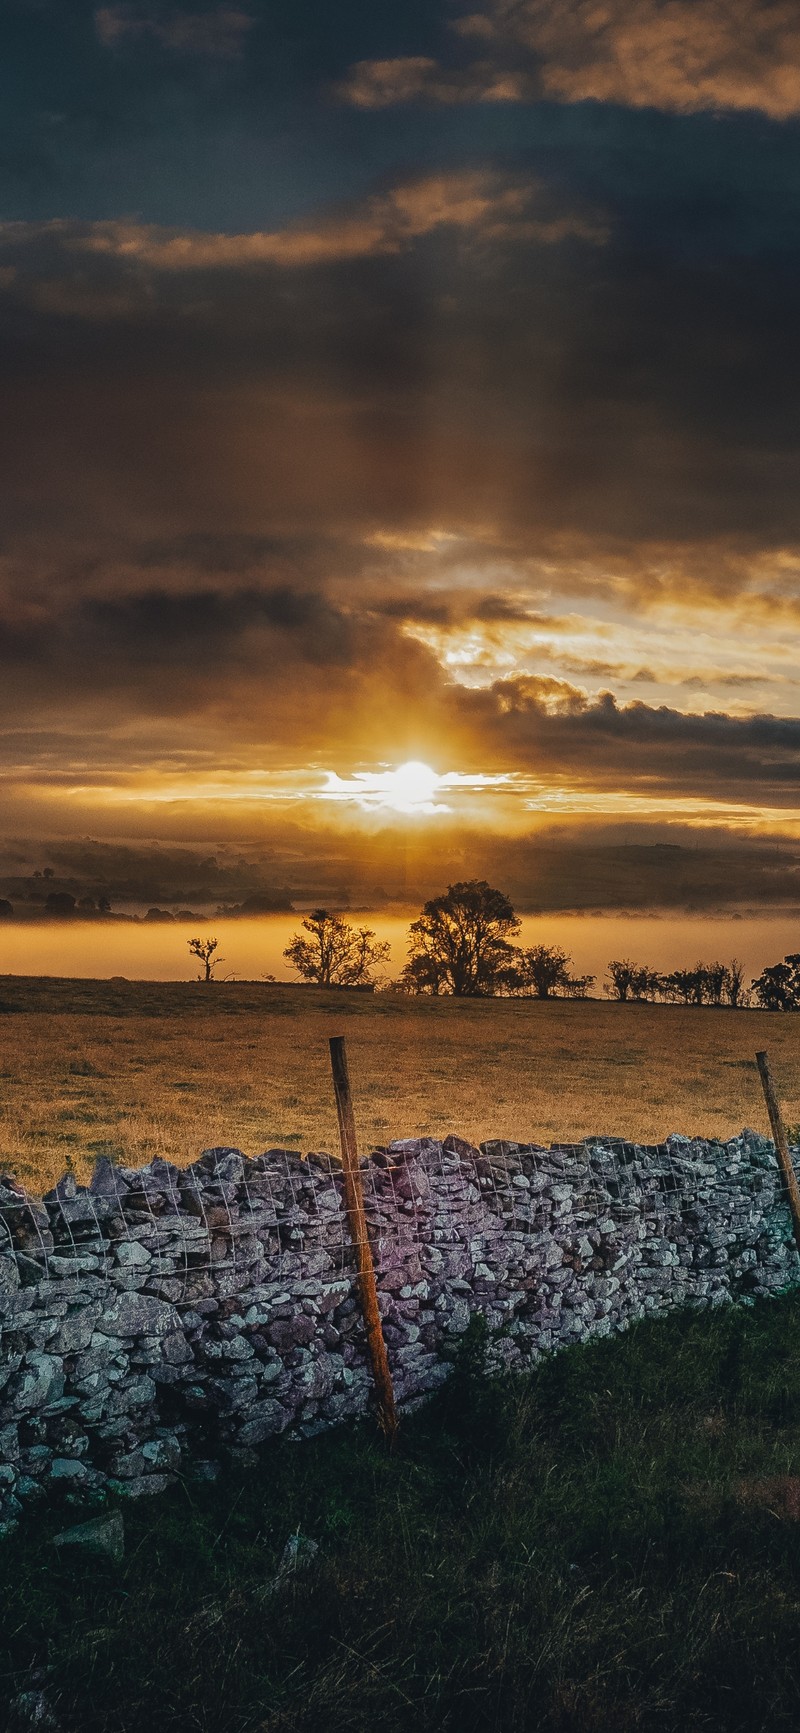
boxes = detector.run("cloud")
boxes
[513,0,800,119]
[337,54,532,109]
[0,109,799,822]
[0,171,603,278]
[4,566,800,827]
[0,581,446,775]
[95,5,254,58]
[448,678,800,808]
[340,0,800,119]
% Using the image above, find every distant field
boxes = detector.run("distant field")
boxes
[1,976,798,1192]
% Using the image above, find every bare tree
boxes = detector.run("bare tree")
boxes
[188,936,222,982]
[725,958,747,1007]
[283,909,390,987]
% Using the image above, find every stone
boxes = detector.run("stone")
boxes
[50,1309,99,1355]
[160,1331,193,1365]
[109,1472,174,1498]
[115,1242,151,1268]
[96,1293,179,1339]
[50,1459,94,1485]
[268,1315,315,1352]
[264,1531,320,1595]
[237,1399,290,1445]
[15,1354,63,1411]
[53,1511,125,1563]
[104,1375,157,1414]
[0,1255,20,1294]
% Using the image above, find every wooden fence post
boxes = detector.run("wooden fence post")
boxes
[328,1035,398,1442]
[756,1050,800,1258]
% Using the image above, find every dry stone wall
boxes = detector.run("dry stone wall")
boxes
[0,1128,797,1530]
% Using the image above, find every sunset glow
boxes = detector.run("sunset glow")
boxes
[1,0,799,920]
[319,762,512,816]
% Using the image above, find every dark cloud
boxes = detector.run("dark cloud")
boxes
[0,147,797,565]
[94,6,255,59]
[448,680,800,806]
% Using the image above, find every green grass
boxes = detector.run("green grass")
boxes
[5,1297,800,1730]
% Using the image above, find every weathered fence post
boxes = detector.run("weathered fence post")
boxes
[756,1050,800,1258]
[328,1035,398,1442]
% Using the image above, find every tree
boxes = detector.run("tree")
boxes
[663,961,729,1007]
[395,951,449,995]
[513,944,574,999]
[703,960,728,1006]
[562,973,595,999]
[630,967,662,1002]
[665,968,701,1005]
[605,959,657,1001]
[401,880,520,997]
[725,958,747,1007]
[752,954,800,1011]
[188,936,222,982]
[283,909,390,987]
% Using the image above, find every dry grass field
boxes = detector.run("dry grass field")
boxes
[1,976,799,1193]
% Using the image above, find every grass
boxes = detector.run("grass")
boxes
[1,978,798,1191]
[4,1296,800,1729]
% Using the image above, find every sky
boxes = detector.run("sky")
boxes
[3,0,800,893]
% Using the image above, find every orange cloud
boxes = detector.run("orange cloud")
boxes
[341,0,800,119]
[55,170,604,271]
[518,0,800,117]
[337,54,532,108]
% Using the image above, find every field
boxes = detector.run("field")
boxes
[1,977,800,1192]
[5,1296,800,1730]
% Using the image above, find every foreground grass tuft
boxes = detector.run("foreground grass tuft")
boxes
[4,1296,800,1730]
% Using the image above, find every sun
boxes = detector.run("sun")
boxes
[320,760,447,814]
[319,760,514,816]
[387,761,441,811]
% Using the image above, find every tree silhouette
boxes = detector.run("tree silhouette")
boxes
[188,936,222,982]
[725,958,747,1007]
[513,944,574,999]
[752,954,800,1011]
[604,961,661,1001]
[607,959,646,1001]
[395,951,450,995]
[401,881,520,997]
[283,909,390,987]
